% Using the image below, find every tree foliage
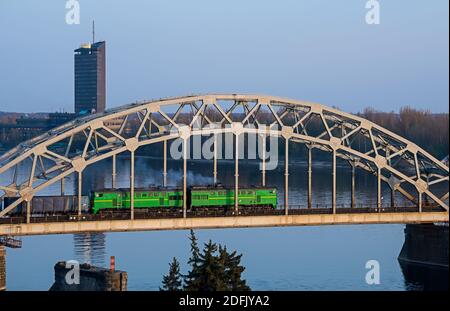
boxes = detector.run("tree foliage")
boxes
[184,229,203,291]
[160,257,182,291]
[218,245,250,291]
[161,230,250,291]
[359,107,449,160]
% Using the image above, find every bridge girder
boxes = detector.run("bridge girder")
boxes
[0,94,448,218]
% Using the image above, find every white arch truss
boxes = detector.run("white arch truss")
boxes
[0,94,448,219]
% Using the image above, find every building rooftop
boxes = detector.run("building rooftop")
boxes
[74,41,105,53]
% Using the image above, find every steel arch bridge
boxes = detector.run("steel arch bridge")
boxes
[0,94,448,224]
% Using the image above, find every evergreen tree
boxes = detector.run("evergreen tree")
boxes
[184,229,202,290]
[195,240,227,291]
[188,229,200,264]
[219,245,250,291]
[177,230,251,291]
[160,257,182,291]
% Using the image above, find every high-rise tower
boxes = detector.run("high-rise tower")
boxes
[74,39,106,114]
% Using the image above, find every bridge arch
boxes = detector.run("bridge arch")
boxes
[0,94,448,219]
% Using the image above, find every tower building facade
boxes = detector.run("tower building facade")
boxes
[74,41,106,114]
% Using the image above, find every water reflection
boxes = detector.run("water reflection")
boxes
[400,261,449,291]
[73,233,106,267]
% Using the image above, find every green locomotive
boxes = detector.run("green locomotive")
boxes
[91,186,277,214]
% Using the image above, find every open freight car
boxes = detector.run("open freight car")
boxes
[2,195,90,216]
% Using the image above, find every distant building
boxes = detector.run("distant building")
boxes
[47,112,77,128]
[0,112,77,148]
[74,41,106,114]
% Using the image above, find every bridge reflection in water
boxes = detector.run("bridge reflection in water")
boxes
[73,233,106,267]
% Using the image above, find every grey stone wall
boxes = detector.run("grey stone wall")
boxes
[398,224,449,268]
[49,261,127,291]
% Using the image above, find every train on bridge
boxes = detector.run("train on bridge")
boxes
[2,186,278,216]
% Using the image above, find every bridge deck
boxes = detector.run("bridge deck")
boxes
[0,212,448,237]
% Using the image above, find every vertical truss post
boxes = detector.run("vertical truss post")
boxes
[13,164,18,186]
[26,201,31,224]
[418,191,422,213]
[284,138,289,215]
[390,187,395,208]
[386,148,394,208]
[307,146,312,209]
[424,174,430,208]
[78,171,82,216]
[351,162,356,208]
[377,167,382,212]
[213,135,217,185]
[235,134,239,214]
[61,177,65,196]
[130,151,135,220]
[112,154,116,189]
[27,156,37,223]
[261,135,266,187]
[332,150,336,214]
[183,138,187,218]
[163,140,167,187]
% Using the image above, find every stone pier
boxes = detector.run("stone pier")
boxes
[398,223,449,290]
[49,261,127,291]
[398,223,449,268]
[0,246,5,291]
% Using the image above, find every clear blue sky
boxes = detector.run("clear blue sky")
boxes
[0,0,448,113]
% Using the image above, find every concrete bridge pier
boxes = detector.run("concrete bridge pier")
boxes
[398,224,449,290]
[50,261,127,291]
[398,223,449,268]
[0,245,5,291]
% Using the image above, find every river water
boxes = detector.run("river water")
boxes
[3,155,448,290]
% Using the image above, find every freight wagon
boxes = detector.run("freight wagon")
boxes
[2,195,90,216]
